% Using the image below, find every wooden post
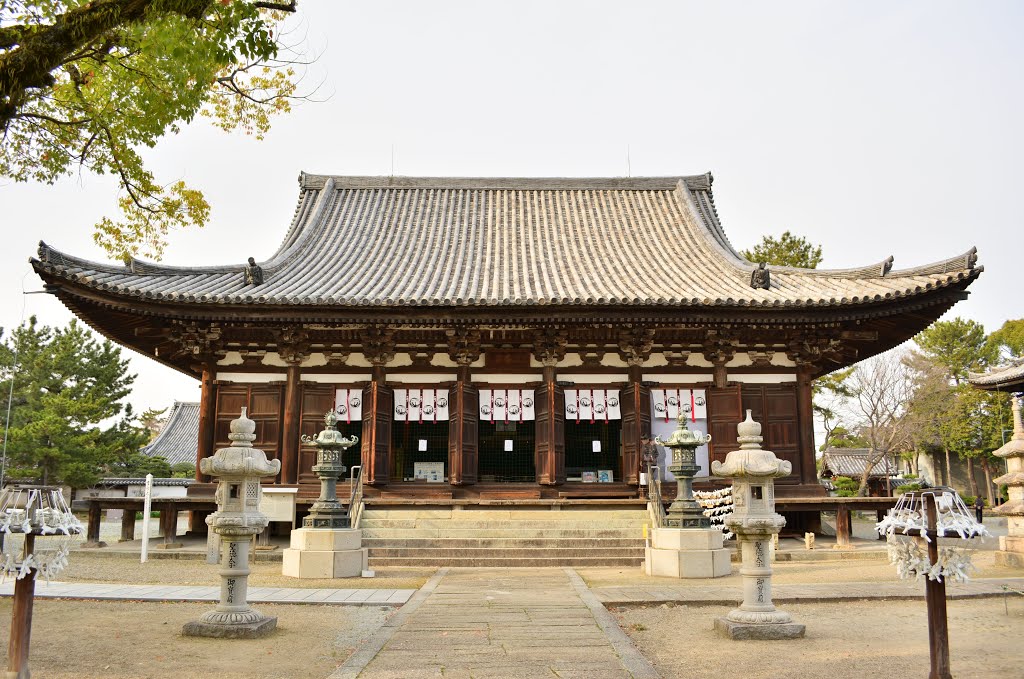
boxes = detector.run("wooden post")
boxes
[924,493,952,679]
[119,509,136,542]
[281,363,302,484]
[158,506,182,548]
[196,362,217,480]
[83,501,105,548]
[7,533,35,679]
[795,367,817,487]
[835,506,851,548]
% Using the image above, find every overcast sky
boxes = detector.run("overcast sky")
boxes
[1,1,1021,417]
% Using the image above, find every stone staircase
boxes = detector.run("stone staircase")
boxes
[361,506,650,567]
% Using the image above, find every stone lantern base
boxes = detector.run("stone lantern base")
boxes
[644,528,731,579]
[714,617,805,640]
[282,528,367,579]
[183,615,277,639]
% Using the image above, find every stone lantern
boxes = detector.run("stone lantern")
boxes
[283,410,368,579]
[645,411,730,578]
[656,411,712,528]
[711,410,804,640]
[183,408,281,639]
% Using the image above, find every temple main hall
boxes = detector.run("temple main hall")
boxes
[32,173,981,509]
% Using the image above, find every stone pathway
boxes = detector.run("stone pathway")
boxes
[0,581,414,605]
[591,577,1024,605]
[331,568,659,679]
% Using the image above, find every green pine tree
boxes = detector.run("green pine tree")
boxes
[0,317,147,487]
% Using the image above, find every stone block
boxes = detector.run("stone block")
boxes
[334,547,369,577]
[714,617,805,640]
[652,528,724,551]
[646,545,731,578]
[182,617,277,639]
[282,544,367,578]
[282,548,334,579]
[994,550,1024,568]
[289,527,362,551]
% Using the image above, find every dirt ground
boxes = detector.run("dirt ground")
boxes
[61,552,433,590]
[0,598,391,679]
[579,550,1023,589]
[617,596,1024,679]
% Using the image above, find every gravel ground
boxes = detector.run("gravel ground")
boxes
[0,599,392,679]
[617,597,1024,679]
[60,551,434,590]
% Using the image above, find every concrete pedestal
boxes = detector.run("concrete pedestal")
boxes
[282,528,367,579]
[644,528,731,579]
[182,617,277,639]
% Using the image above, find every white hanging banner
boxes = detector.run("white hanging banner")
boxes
[334,388,363,422]
[394,388,450,421]
[651,389,707,423]
[479,389,536,422]
[564,389,622,422]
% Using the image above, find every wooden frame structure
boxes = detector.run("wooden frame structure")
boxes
[32,174,982,504]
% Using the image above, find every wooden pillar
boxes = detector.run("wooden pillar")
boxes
[158,505,182,547]
[620,364,650,486]
[281,363,302,485]
[362,370,394,486]
[120,510,136,542]
[796,366,818,487]
[7,533,35,679]
[83,502,105,548]
[924,492,953,679]
[196,362,217,481]
[835,506,851,548]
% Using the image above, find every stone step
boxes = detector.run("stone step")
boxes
[362,537,644,549]
[360,528,644,539]
[360,510,650,521]
[359,519,648,529]
[366,546,645,559]
[367,556,645,567]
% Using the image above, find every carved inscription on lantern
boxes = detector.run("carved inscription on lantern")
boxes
[756,578,766,603]
[755,541,766,567]
[226,578,236,604]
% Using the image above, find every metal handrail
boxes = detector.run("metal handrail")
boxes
[647,464,666,528]
[347,465,365,529]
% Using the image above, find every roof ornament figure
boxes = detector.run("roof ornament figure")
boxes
[244,257,264,286]
[750,262,770,290]
[881,256,894,276]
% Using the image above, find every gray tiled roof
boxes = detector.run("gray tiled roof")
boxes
[31,174,982,309]
[969,359,1024,390]
[140,401,199,466]
[97,477,194,487]
[820,449,898,478]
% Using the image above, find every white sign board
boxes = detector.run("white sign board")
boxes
[414,462,445,482]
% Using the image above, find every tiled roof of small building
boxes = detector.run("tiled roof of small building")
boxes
[140,401,199,466]
[969,358,1024,391]
[820,448,899,478]
[31,174,981,310]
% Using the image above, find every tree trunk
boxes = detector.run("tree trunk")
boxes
[857,468,872,497]
[981,457,995,506]
[911,452,920,477]
[965,456,979,498]
[944,447,953,487]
